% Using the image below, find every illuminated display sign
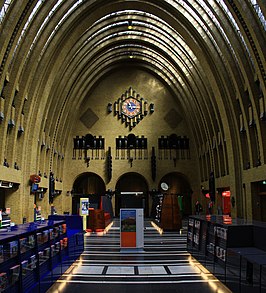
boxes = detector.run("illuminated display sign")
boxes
[222,191,231,197]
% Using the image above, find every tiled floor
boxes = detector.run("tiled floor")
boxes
[47,219,232,292]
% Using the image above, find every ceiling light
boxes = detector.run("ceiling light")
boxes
[127,20,133,29]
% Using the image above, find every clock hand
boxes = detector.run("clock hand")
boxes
[130,102,136,109]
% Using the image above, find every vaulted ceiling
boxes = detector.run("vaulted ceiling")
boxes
[0,0,265,179]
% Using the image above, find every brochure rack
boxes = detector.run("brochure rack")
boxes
[187,215,255,288]
[0,216,84,293]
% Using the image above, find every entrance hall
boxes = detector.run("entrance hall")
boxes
[0,1,265,293]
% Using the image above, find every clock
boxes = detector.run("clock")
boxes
[161,182,169,191]
[121,98,141,118]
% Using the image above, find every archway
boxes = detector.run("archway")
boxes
[159,172,192,217]
[115,172,149,217]
[71,172,106,215]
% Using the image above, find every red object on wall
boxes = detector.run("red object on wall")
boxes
[222,191,231,214]
[30,174,41,183]
[222,191,230,197]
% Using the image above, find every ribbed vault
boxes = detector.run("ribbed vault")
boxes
[0,0,265,220]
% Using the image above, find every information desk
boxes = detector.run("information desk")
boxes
[0,216,84,293]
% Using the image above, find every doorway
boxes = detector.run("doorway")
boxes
[115,172,149,217]
[71,172,106,214]
[251,180,266,222]
[261,196,266,222]
[158,172,192,217]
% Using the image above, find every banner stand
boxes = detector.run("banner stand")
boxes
[80,198,89,230]
[120,208,144,253]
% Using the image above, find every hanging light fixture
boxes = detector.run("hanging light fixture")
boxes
[127,20,133,30]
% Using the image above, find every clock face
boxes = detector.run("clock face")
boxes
[161,182,169,191]
[121,98,141,118]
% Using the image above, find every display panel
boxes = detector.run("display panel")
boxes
[120,208,144,249]
[80,198,89,216]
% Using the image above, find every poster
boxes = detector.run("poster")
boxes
[121,209,136,232]
[120,209,137,248]
[80,198,89,216]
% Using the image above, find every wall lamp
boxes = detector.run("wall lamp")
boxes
[150,103,154,113]
[3,159,9,167]
[129,157,133,167]
[8,119,15,129]
[0,181,13,188]
[107,103,112,113]
[18,126,24,135]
